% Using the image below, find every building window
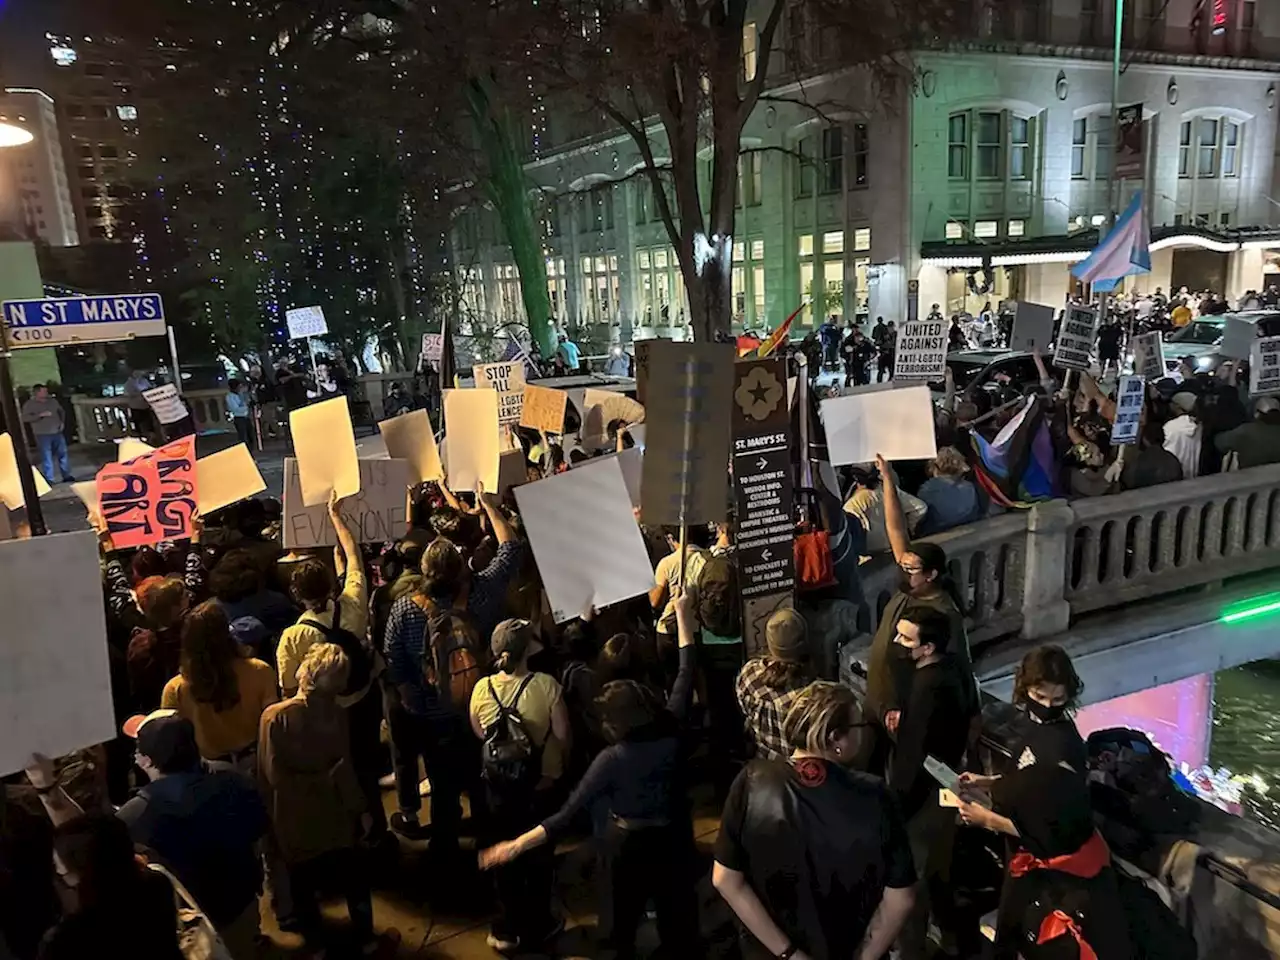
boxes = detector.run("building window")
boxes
[100,145,119,159]
[545,257,568,322]
[1180,115,1242,179]
[115,104,137,120]
[636,246,684,327]
[731,238,767,327]
[1010,116,1031,180]
[853,227,871,252]
[1094,121,1111,182]
[974,220,999,239]
[634,182,649,225]
[798,232,844,323]
[945,222,964,240]
[798,234,814,257]
[77,144,94,159]
[1223,121,1240,177]
[1008,219,1026,237]
[850,123,868,188]
[976,111,1002,179]
[579,254,619,325]
[1071,118,1086,178]
[494,263,525,324]
[743,21,758,82]
[1197,119,1218,178]
[820,127,843,194]
[948,113,967,179]
[1179,121,1191,177]
[794,136,814,198]
[823,231,844,254]
[739,152,763,207]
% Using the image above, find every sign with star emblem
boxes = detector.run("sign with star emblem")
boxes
[732,359,796,651]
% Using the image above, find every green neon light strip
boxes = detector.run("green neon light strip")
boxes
[1221,599,1280,624]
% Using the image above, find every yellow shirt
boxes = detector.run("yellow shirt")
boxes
[469,671,564,779]
[1171,304,1192,328]
[276,566,368,702]
[162,657,279,759]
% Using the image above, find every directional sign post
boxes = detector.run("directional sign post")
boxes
[1,293,166,348]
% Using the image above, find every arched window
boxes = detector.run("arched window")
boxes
[1071,113,1113,181]
[1179,116,1242,180]
[948,109,1036,183]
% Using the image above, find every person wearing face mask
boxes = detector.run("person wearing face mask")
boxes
[862,455,977,774]
[888,608,973,960]
[713,682,917,960]
[956,646,1133,960]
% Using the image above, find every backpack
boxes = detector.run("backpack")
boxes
[480,674,541,786]
[411,596,485,710]
[696,554,741,638]
[300,602,372,696]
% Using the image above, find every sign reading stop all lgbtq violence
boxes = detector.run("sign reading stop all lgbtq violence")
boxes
[474,362,526,423]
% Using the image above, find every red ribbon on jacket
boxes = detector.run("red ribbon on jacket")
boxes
[1008,830,1109,960]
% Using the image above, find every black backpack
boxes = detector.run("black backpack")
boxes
[480,675,541,786]
[697,554,742,638]
[300,601,373,696]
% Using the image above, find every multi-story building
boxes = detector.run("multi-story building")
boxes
[452,0,1280,343]
[0,88,79,247]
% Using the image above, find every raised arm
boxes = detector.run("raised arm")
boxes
[856,886,916,960]
[875,455,911,564]
[478,484,515,543]
[329,493,359,572]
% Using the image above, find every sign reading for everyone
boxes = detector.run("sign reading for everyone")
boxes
[1250,336,1280,396]
[286,305,327,340]
[1111,376,1145,445]
[283,458,412,549]
[1053,305,1098,371]
[96,436,198,549]
[2,293,165,348]
[893,319,948,381]
[732,360,796,606]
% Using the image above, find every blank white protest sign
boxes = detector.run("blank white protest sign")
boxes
[514,457,655,623]
[0,531,115,775]
[820,383,939,465]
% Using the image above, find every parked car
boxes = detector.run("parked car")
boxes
[1157,310,1280,375]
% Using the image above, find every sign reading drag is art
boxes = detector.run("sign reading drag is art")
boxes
[96,436,198,548]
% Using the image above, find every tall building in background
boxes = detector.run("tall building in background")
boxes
[0,87,79,246]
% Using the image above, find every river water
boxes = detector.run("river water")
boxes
[1074,659,1280,830]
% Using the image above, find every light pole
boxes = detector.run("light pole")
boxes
[1108,0,1125,228]
[0,119,48,535]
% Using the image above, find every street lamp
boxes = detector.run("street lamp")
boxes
[0,119,48,535]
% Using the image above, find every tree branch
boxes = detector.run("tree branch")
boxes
[738,0,787,126]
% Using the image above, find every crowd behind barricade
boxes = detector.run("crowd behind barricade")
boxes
[1,334,1205,960]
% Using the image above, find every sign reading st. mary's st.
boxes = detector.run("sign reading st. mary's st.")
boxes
[2,293,166,348]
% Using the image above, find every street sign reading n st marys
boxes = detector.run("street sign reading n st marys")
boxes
[1,293,166,348]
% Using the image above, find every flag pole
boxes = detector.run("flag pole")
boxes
[1108,0,1125,229]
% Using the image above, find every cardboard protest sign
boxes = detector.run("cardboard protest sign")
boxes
[421,333,444,363]
[117,437,155,462]
[1009,302,1056,352]
[96,436,198,548]
[0,531,116,776]
[1250,336,1280,396]
[1220,317,1255,361]
[286,305,327,339]
[1132,331,1165,380]
[821,383,938,465]
[443,388,500,492]
[290,395,360,506]
[1111,376,1145,445]
[639,341,734,525]
[0,432,50,509]
[581,389,645,444]
[377,409,443,484]
[283,458,411,549]
[142,383,188,426]
[519,384,568,434]
[893,319,948,381]
[635,338,666,406]
[592,447,643,508]
[497,449,529,496]
[515,457,655,623]
[474,362,526,424]
[196,444,266,515]
[732,359,796,619]
[1053,305,1097,371]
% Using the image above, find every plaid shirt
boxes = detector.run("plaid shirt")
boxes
[735,657,809,762]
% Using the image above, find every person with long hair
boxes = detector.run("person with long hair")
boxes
[713,682,917,960]
[161,600,277,766]
[735,608,817,761]
[957,646,1132,959]
[479,589,700,957]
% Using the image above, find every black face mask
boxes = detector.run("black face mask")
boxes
[1025,698,1067,724]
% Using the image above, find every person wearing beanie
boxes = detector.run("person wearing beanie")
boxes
[735,607,817,761]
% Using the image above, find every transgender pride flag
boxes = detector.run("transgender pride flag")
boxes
[1071,191,1151,293]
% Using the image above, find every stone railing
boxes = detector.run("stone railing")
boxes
[843,462,1280,646]
[71,389,231,444]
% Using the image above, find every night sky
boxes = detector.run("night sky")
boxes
[0,0,77,90]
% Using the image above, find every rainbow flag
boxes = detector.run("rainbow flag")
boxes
[758,302,807,358]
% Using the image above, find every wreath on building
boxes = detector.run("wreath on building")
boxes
[966,260,995,296]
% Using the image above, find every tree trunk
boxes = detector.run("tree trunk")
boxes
[465,78,557,359]
[682,234,734,342]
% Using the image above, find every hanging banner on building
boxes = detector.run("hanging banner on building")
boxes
[906,279,920,325]
[893,318,948,381]
[1132,331,1165,380]
[1250,336,1280,396]
[1114,103,1145,179]
[732,360,796,616]
[1009,301,1056,352]
[1111,376,1145,445]
[285,305,327,340]
[95,436,198,548]
[1053,305,1098,371]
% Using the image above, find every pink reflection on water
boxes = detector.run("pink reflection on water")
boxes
[1074,673,1213,770]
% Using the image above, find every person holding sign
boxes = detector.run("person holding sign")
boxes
[956,646,1133,960]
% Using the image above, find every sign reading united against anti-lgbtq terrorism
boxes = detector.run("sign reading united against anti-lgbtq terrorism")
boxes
[2,293,166,348]
[95,436,198,549]
[1053,305,1098,371]
[473,362,527,423]
[893,319,948,381]
[1132,331,1165,380]
[640,341,734,526]
[1111,376,1145,445]
[1250,336,1280,396]
[283,458,411,548]
[732,359,796,606]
